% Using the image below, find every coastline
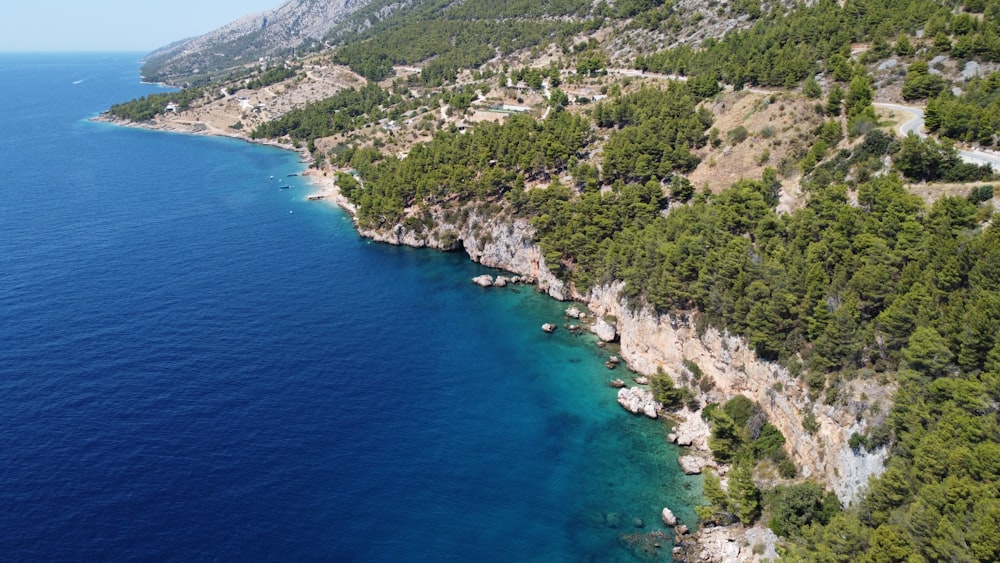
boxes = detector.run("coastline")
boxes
[92,113,309,156]
[99,111,884,563]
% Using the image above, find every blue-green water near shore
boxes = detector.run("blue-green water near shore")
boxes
[0,53,701,561]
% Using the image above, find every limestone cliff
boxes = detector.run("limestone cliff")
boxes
[582,283,891,505]
[353,205,568,300]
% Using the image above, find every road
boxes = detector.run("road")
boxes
[874,102,998,171]
[874,102,926,138]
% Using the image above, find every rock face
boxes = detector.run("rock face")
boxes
[617,387,658,419]
[358,207,567,300]
[592,318,617,342]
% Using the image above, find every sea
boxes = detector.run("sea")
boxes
[0,53,702,561]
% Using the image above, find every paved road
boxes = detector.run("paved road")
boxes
[875,102,998,171]
[874,102,926,138]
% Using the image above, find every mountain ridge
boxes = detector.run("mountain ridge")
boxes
[141,0,370,84]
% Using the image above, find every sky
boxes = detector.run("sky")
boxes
[0,1,283,52]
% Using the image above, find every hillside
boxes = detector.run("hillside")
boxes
[110,1,1000,561]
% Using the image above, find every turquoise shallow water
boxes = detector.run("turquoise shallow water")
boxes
[0,53,702,561]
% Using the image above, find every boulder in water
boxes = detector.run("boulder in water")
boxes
[661,507,677,527]
[472,275,493,287]
[592,318,617,342]
[617,387,658,418]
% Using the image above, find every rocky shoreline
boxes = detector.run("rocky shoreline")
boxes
[105,113,889,562]
[318,196,892,561]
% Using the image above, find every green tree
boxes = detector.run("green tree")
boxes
[650,369,686,409]
[902,326,954,378]
[729,462,761,524]
[707,407,744,462]
[895,33,914,56]
[826,84,844,116]
[803,75,823,99]
[697,470,733,524]
[768,482,839,537]
[902,61,946,101]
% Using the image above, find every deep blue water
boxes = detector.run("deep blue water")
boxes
[0,53,701,561]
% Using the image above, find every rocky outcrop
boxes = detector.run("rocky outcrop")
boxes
[677,455,712,475]
[668,407,711,450]
[617,387,658,419]
[679,525,780,563]
[472,274,494,287]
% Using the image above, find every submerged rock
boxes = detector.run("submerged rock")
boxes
[605,512,622,529]
[617,387,658,418]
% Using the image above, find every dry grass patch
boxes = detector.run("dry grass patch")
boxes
[688,90,823,199]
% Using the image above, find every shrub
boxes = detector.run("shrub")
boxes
[802,410,820,434]
[968,185,995,204]
[728,125,750,144]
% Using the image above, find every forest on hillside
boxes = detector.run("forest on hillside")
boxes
[314,1,1000,554]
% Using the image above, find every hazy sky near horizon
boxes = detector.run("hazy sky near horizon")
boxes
[1,1,282,52]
